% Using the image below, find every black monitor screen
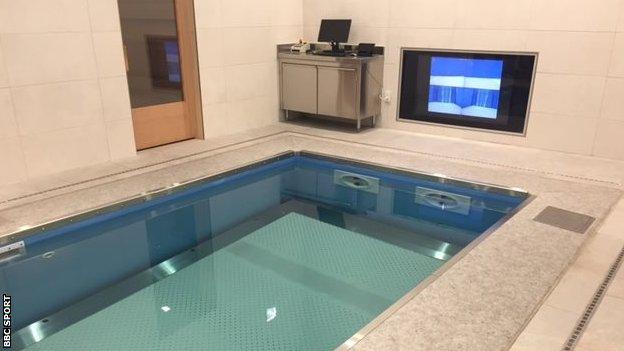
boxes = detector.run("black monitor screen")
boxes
[398,49,536,134]
[318,19,351,43]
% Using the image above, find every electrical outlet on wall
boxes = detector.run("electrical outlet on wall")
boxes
[380,90,391,103]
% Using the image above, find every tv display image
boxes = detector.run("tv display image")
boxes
[428,57,503,119]
[398,49,537,134]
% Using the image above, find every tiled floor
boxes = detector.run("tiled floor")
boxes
[510,199,624,351]
[3,120,624,206]
[2,121,624,350]
[0,124,296,210]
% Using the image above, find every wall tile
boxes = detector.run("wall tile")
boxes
[389,0,457,29]
[87,0,121,32]
[196,28,224,68]
[348,26,388,47]
[0,45,8,88]
[530,0,620,32]
[455,0,531,30]
[609,33,624,77]
[99,76,132,122]
[593,119,624,160]
[302,26,317,43]
[0,88,17,138]
[12,80,102,136]
[267,63,279,105]
[199,67,227,104]
[271,0,304,26]
[220,0,271,27]
[527,113,598,155]
[222,27,273,65]
[385,28,454,64]
[116,1,173,22]
[301,0,624,161]
[0,137,27,185]
[601,78,624,121]
[451,30,528,52]
[226,96,274,133]
[618,1,624,32]
[348,0,390,28]
[530,73,605,118]
[527,31,613,75]
[2,33,97,86]
[92,32,126,78]
[381,63,398,123]
[0,3,5,34]
[106,119,136,160]
[302,0,349,29]
[21,123,110,178]
[0,0,90,33]
[225,63,274,101]
[201,102,228,139]
[194,0,222,28]
[0,0,309,185]
[302,0,389,28]
[270,25,304,45]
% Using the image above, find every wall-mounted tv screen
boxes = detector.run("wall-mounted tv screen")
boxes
[398,49,536,134]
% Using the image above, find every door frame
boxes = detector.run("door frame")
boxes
[174,0,203,141]
[126,0,203,150]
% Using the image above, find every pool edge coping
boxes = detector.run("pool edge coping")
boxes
[7,150,532,350]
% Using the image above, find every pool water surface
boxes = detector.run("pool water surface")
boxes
[3,152,527,350]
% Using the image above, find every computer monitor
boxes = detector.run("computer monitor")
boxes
[318,19,351,52]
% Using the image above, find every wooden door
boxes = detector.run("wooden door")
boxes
[118,0,202,150]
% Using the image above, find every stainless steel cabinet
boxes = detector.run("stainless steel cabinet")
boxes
[278,48,384,131]
[317,67,358,119]
[281,63,317,115]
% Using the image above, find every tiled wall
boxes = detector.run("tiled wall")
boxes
[0,0,135,185]
[4,0,624,187]
[194,0,302,138]
[302,0,624,160]
[0,0,303,186]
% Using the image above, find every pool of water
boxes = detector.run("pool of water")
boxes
[2,152,528,350]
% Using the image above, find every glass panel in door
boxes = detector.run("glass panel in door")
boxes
[119,0,183,108]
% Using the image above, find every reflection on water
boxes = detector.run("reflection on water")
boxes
[3,155,526,350]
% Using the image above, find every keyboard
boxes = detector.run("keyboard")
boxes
[313,50,348,57]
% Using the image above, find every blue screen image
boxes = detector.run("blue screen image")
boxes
[428,57,503,119]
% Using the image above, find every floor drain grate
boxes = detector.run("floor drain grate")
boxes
[534,206,595,234]
[561,244,624,350]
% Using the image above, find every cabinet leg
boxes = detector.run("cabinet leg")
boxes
[285,109,289,121]
[356,119,361,132]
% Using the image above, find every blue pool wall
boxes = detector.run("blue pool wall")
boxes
[1,154,525,330]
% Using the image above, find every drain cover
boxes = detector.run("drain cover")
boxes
[534,206,595,234]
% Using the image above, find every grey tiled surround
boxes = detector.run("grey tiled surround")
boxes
[0,131,621,351]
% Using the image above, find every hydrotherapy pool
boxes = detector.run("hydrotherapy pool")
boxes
[3,151,528,350]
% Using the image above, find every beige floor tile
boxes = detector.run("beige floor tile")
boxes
[510,305,578,351]
[544,265,603,312]
[608,268,624,300]
[575,232,624,276]
[577,296,624,351]
[598,198,624,240]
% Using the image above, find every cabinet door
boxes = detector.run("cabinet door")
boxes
[281,63,317,114]
[317,66,358,119]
